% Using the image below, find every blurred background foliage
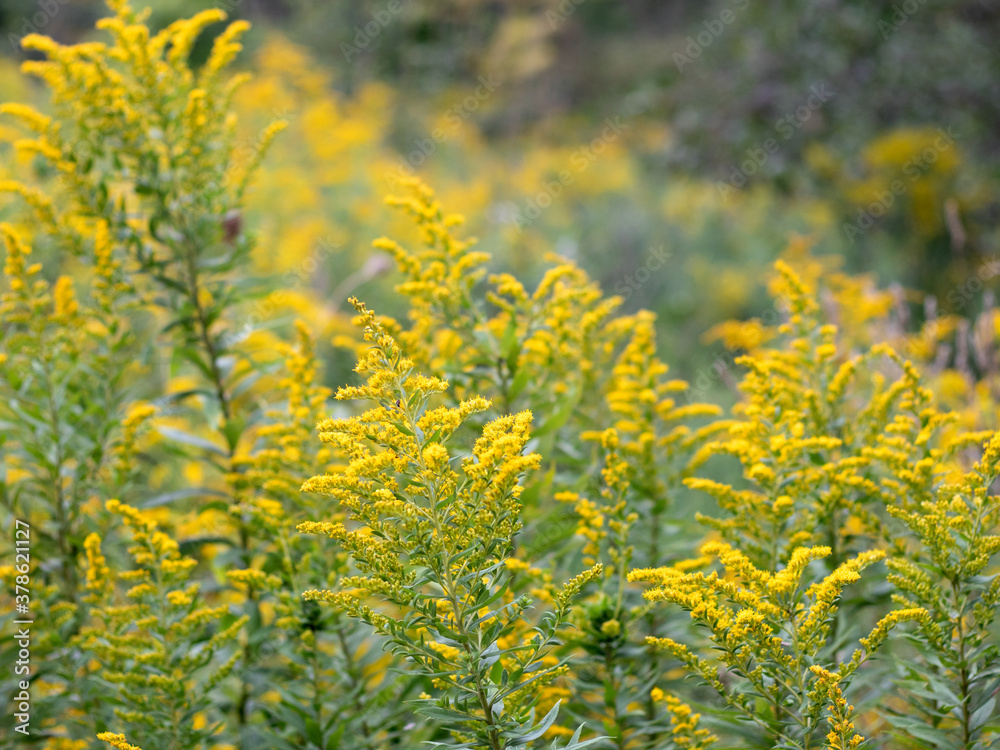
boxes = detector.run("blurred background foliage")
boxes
[1,0,998,384]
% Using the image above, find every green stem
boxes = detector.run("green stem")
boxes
[394,375,504,750]
[604,645,626,749]
[183,240,232,423]
[336,625,373,746]
[39,352,78,603]
[952,578,973,748]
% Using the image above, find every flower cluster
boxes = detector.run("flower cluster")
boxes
[631,542,925,748]
[79,500,246,750]
[299,298,602,749]
[2,3,1000,749]
[685,261,955,568]
[881,433,1000,747]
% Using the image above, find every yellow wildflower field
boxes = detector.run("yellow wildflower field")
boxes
[0,3,998,749]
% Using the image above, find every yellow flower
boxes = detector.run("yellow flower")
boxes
[96,733,142,750]
[83,533,111,601]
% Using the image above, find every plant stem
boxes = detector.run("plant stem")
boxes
[40,352,78,604]
[604,645,626,750]
[183,240,232,423]
[395,377,504,750]
[336,625,373,745]
[952,577,973,748]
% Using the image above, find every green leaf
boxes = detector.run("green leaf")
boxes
[507,366,532,402]
[304,717,323,746]
[507,701,561,744]
[533,391,580,437]
[221,416,245,453]
[142,487,229,508]
[417,703,477,723]
[550,724,608,749]
[969,696,996,733]
[156,425,228,456]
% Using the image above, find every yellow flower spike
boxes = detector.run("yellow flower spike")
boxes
[166,590,193,607]
[164,10,227,66]
[19,33,61,56]
[635,531,903,745]
[297,294,599,740]
[235,119,288,198]
[13,136,62,164]
[202,20,252,80]
[0,102,52,132]
[768,546,831,596]
[125,583,155,599]
[683,256,967,573]
[96,733,143,750]
[600,428,619,450]
[1,222,32,294]
[421,442,449,469]
[857,607,928,658]
[700,541,772,588]
[226,568,282,592]
[747,462,775,485]
[83,533,111,599]
[650,688,718,749]
[105,499,150,530]
[600,618,621,637]
[160,558,197,576]
[0,182,56,226]
[52,276,78,319]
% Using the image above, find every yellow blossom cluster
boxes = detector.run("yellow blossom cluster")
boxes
[808,667,866,750]
[1,1,262,220]
[375,177,654,428]
[300,297,537,606]
[97,733,143,750]
[642,256,1000,748]
[2,2,1000,747]
[631,541,924,746]
[685,260,960,568]
[76,500,246,750]
[650,687,717,749]
[298,296,602,745]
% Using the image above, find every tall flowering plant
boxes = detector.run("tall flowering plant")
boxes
[299,299,604,749]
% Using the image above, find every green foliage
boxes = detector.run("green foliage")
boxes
[1,4,999,750]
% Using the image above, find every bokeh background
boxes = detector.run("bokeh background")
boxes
[1,0,998,384]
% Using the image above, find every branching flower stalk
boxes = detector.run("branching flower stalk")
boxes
[631,543,926,749]
[0,0,288,737]
[0,219,135,606]
[883,433,1000,749]
[299,298,604,749]
[83,500,247,750]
